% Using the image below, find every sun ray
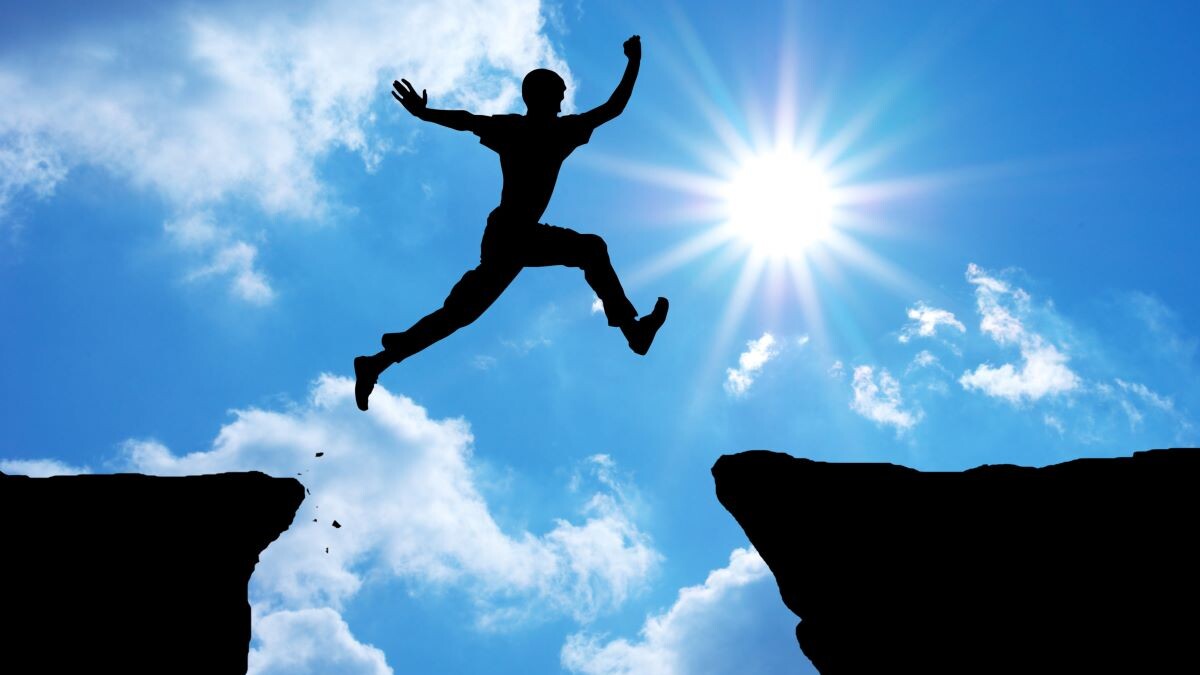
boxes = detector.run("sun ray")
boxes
[786,256,829,345]
[579,152,730,197]
[626,226,733,287]
[821,232,929,300]
[692,252,767,402]
[661,3,754,160]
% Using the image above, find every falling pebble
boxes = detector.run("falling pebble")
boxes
[316,452,324,457]
[313,519,318,523]
[325,547,329,554]
[306,488,311,495]
[332,520,342,529]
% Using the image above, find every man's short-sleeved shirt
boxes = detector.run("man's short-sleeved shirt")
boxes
[473,114,596,223]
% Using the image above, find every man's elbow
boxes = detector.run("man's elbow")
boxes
[597,101,625,123]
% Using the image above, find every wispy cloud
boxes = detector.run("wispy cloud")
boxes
[0,458,91,476]
[1115,379,1174,412]
[121,374,659,669]
[908,350,939,372]
[725,333,779,397]
[472,355,499,371]
[562,547,806,675]
[0,130,68,225]
[959,264,1081,403]
[1096,378,1180,431]
[899,302,965,343]
[1123,292,1198,362]
[850,365,922,433]
[828,360,845,379]
[0,0,572,302]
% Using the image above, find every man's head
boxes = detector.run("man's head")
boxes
[522,69,565,116]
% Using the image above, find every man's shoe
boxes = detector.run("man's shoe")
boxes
[354,356,379,411]
[628,297,669,356]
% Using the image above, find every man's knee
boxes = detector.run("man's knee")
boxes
[579,233,609,265]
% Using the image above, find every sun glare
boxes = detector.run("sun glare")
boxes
[592,10,941,384]
[723,152,836,258]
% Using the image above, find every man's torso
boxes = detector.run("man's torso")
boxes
[475,114,594,223]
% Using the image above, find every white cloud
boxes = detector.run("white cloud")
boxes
[190,240,274,304]
[165,212,274,303]
[1118,399,1144,428]
[122,374,659,669]
[966,264,1025,345]
[899,302,965,343]
[591,296,605,314]
[0,0,572,301]
[725,333,778,397]
[960,339,1080,404]
[1044,414,1065,434]
[0,458,91,476]
[850,365,921,432]
[249,608,391,675]
[909,350,938,370]
[959,264,1080,403]
[0,129,68,223]
[562,547,809,675]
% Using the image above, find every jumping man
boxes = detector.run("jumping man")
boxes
[355,35,667,411]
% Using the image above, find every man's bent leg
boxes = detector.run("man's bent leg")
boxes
[382,262,521,362]
[521,224,667,355]
[521,226,638,327]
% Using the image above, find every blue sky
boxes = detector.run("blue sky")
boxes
[2,1,1198,673]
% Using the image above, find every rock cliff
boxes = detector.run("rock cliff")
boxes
[713,449,1200,674]
[1,471,303,674]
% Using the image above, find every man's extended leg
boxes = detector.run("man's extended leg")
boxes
[355,262,520,410]
[520,224,668,355]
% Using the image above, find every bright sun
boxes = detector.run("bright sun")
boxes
[722,151,837,259]
[588,15,940,378]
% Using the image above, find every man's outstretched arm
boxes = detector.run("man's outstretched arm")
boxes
[392,79,482,132]
[579,35,641,128]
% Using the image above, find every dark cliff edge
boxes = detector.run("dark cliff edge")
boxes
[713,449,1200,674]
[1,471,304,674]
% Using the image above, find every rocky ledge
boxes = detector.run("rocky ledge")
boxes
[1,471,303,674]
[713,449,1200,674]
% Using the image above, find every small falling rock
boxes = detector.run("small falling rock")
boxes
[325,547,329,554]
[312,519,318,523]
[316,452,324,458]
[332,520,341,529]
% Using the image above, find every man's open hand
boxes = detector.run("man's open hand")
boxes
[623,35,641,60]
[392,79,427,117]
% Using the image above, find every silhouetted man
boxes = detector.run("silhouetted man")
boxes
[354,35,668,410]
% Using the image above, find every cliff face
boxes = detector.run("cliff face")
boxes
[1,471,304,674]
[713,449,1200,674]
